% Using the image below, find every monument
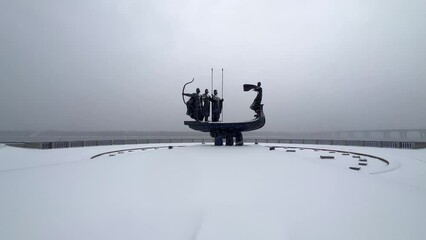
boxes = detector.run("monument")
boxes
[182,79,265,146]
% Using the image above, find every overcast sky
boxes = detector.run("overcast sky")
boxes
[1,0,425,132]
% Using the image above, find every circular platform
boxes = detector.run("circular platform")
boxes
[0,143,424,240]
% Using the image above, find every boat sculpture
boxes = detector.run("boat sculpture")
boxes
[184,105,265,146]
[183,80,265,146]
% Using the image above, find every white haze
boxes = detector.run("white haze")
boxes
[1,0,425,132]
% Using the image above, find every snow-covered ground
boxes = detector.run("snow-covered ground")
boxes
[1,143,425,240]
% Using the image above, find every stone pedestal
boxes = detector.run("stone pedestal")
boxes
[226,136,234,146]
[235,132,243,146]
[184,105,265,147]
[215,137,223,146]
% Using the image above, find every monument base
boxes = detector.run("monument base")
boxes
[212,131,244,146]
[184,105,265,146]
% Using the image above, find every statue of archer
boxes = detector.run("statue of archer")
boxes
[182,79,203,121]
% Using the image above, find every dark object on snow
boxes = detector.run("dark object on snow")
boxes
[168,146,173,149]
[359,159,367,162]
[359,163,368,166]
[320,156,334,159]
[269,147,275,150]
[352,155,361,158]
[349,167,361,171]
[286,149,296,152]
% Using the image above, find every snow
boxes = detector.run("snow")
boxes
[1,143,426,240]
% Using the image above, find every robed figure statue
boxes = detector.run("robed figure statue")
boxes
[201,89,211,122]
[244,82,262,118]
[211,89,224,122]
[183,88,203,121]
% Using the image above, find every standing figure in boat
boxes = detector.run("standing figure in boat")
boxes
[183,88,203,121]
[211,89,224,122]
[201,89,211,122]
[244,82,262,118]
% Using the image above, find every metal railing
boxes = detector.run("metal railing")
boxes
[2,138,426,149]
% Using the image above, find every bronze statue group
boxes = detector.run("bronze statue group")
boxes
[183,82,262,122]
[183,88,224,122]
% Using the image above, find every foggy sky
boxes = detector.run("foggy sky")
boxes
[1,0,425,132]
